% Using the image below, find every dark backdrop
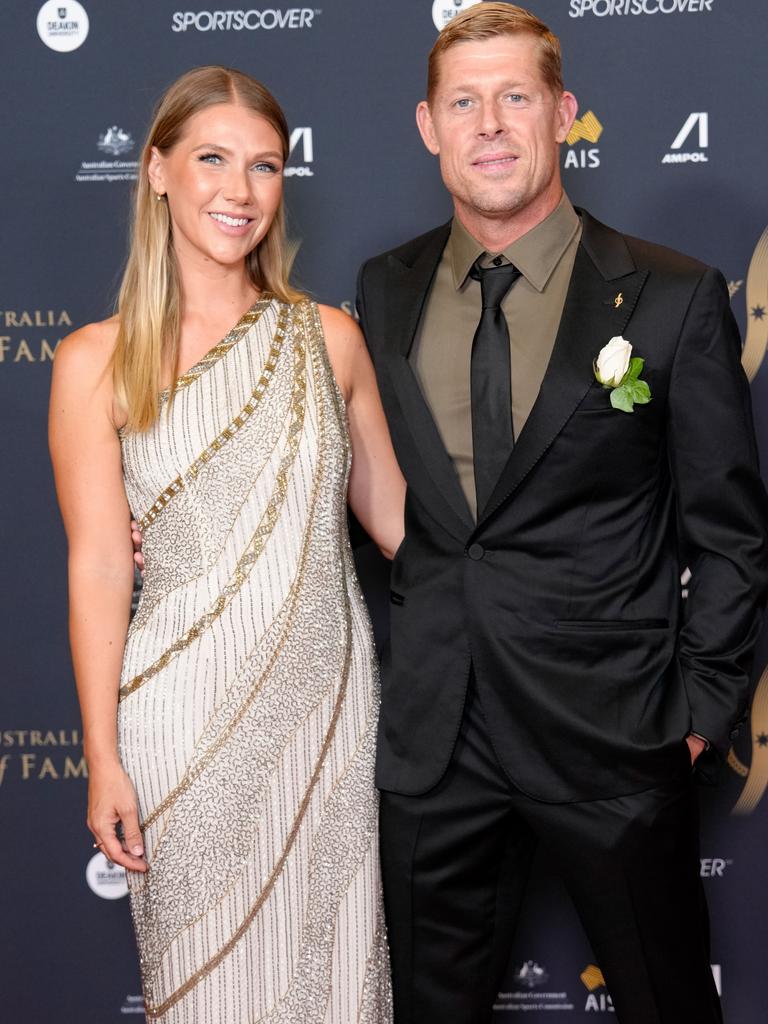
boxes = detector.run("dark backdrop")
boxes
[2,1,767,1019]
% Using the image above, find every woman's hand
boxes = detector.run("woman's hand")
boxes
[88,761,148,873]
[131,519,145,577]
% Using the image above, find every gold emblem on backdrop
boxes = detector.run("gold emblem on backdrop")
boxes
[580,965,606,992]
[730,225,768,814]
[566,110,604,147]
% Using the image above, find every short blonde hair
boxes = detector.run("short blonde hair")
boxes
[427,3,563,102]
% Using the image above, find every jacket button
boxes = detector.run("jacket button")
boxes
[467,543,485,560]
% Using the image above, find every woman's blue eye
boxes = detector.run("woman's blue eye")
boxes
[199,153,221,164]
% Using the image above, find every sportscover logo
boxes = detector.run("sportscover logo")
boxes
[171,8,318,31]
[662,112,708,164]
[569,0,714,16]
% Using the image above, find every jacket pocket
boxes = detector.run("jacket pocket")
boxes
[555,618,669,632]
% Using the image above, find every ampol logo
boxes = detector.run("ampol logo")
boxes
[285,127,314,178]
[662,112,709,164]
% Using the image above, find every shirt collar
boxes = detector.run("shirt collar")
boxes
[449,192,581,293]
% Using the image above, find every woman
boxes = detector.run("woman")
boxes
[49,66,403,1022]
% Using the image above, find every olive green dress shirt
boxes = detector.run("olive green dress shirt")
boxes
[409,193,582,520]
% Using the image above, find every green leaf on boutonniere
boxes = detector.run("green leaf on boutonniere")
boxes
[624,357,644,383]
[610,386,635,413]
[628,379,651,404]
[606,357,652,412]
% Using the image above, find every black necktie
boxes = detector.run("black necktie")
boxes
[469,258,521,515]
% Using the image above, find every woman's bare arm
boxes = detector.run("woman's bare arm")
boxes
[319,305,405,560]
[49,320,147,872]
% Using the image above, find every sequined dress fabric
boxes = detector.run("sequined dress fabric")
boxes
[117,296,392,1023]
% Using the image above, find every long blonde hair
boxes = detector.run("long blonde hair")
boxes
[113,66,302,431]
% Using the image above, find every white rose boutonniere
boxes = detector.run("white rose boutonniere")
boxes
[594,336,652,413]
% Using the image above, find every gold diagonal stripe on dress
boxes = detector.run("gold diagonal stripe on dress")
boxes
[137,303,290,531]
[142,305,352,1021]
[144,633,350,1019]
[119,316,307,702]
[139,304,321,833]
[138,305,335,963]
[162,292,274,398]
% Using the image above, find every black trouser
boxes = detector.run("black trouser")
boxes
[379,679,722,1024]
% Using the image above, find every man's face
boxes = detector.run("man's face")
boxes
[417,34,577,230]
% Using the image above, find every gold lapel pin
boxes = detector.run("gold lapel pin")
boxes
[614,292,624,309]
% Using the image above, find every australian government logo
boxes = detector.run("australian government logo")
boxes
[727,223,768,814]
[171,8,320,32]
[564,109,603,170]
[569,0,714,17]
[75,126,138,183]
[494,961,574,1012]
[37,1,89,52]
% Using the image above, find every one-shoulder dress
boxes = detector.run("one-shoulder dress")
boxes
[116,296,392,1023]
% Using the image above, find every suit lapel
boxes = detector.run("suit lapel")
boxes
[477,211,649,525]
[384,223,475,535]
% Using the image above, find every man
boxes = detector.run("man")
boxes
[356,5,768,1022]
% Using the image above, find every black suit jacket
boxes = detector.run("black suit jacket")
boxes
[357,209,768,802]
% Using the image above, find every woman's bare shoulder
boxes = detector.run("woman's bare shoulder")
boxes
[315,304,367,401]
[54,316,119,378]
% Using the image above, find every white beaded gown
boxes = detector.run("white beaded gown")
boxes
[116,295,392,1023]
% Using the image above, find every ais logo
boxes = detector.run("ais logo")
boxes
[564,110,603,170]
[580,964,614,1013]
[580,961,722,1011]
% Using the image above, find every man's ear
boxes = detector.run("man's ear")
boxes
[416,101,440,156]
[147,146,166,196]
[555,91,579,145]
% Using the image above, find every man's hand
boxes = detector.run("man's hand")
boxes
[686,733,707,765]
[131,519,144,577]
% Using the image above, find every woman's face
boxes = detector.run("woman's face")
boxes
[149,102,285,272]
